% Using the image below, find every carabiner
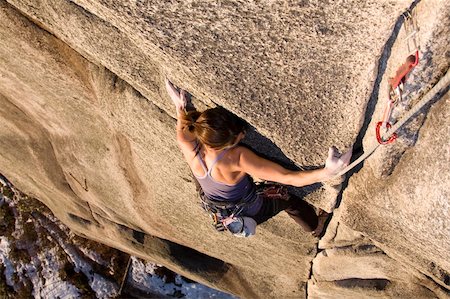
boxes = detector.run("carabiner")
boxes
[376,121,397,145]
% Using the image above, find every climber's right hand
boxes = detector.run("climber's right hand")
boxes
[325,146,352,175]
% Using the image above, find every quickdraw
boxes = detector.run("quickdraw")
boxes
[376,121,397,145]
[376,9,420,145]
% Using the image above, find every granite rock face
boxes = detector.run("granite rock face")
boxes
[0,0,449,298]
[313,1,450,297]
[0,178,232,298]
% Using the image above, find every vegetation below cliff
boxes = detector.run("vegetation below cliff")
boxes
[0,176,234,298]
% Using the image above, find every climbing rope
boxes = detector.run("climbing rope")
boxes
[334,67,450,179]
[376,10,420,145]
[332,5,448,179]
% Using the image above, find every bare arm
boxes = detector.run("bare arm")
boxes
[238,147,351,187]
[175,109,196,144]
[166,79,198,161]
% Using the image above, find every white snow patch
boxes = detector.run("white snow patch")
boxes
[28,257,45,298]
[175,275,236,299]
[128,257,236,298]
[1,195,11,205]
[37,216,119,298]
[91,273,120,299]
[46,213,72,235]
[129,257,177,295]
[77,246,108,267]
[0,236,15,287]
[68,249,119,299]
[0,176,9,187]
[37,247,80,299]
[0,236,10,255]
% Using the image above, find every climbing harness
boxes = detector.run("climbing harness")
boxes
[376,10,420,145]
[198,182,287,234]
[199,187,258,233]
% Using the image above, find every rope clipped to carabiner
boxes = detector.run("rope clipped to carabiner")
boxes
[335,68,450,179]
[375,8,420,145]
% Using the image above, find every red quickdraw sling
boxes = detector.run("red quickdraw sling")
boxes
[376,9,420,145]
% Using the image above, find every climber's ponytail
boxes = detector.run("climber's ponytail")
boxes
[184,107,247,150]
[181,110,202,133]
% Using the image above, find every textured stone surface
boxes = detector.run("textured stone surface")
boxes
[308,2,450,292]
[0,0,449,298]
[308,1,450,296]
[338,0,450,292]
[5,0,413,164]
[339,90,450,293]
[309,244,442,298]
[0,2,313,297]
[4,0,415,212]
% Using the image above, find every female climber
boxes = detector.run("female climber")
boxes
[166,78,352,238]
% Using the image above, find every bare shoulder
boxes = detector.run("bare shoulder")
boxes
[230,145,251,158]
[233,145,257,157]
[234,145,287,173]
[231,145,260,167]
[221,145,251,174]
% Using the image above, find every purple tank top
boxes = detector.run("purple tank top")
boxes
[194,147,262,216]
